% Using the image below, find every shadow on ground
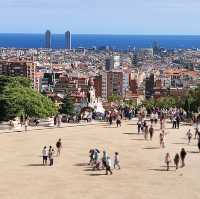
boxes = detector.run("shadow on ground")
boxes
[143,147,160,150]
[132,138,145,141]
[74,163,89,167]
[187,151,200,154]
[148,168,174,172]
[88,173,106,176]
[172,142,186,145]
[26,163,44,167]
[123,133,139,135]
[103,126,118,129]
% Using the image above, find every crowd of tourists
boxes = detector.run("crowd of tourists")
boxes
[9,104,199,175]
[135,107,200,171]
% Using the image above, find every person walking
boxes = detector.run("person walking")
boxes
[144,125,149,140]
[114,152,120,170]
[180,148,187,167]
[154,112,158,124]
[24,119,28,132]
[195,128,200,139]
[57,115,61,128]
[42,146,48,165]
[187,129,192,144]
[174,153,180,170]
[160,117,164,130]
[20,115,24,127]
[89,149,95,165]
[109,115,113,125]
[48,146,54,166]
[176,115,180,129]
[149,125,154,140]
[116,115,121,127]
[165,153,171,171]
[105,157,113,175]
[150,112,154,124]
[102,151,108,169]
[172,116,176,129]
[160,132,165,148]
[93,148,100,164]
[56,138,62,156]
[137,120,142,134]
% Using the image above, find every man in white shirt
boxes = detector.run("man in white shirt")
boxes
[106,157,113,175]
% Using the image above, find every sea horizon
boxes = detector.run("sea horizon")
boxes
[1,33,200,49]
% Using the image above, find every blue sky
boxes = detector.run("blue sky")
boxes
[0,0,200,34]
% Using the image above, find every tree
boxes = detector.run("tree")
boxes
[59,95,74,116]
[124,99,137,109]
[108,94,122,103]
[0,76,57,121]
[0,76,31,91]
[142,98,156,110]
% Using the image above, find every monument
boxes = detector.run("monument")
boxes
[87,78,105,114]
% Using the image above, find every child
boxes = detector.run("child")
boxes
[114,152,120,169]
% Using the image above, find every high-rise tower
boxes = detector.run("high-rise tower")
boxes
[65,31,71,50]
[45,30,51,49]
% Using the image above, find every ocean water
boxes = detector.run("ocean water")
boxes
[0,34,200,49]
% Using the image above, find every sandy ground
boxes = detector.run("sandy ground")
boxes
[0,119,200,199]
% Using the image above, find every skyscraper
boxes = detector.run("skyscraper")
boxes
[65,31,71,50]
[105,55,121,71]
[145,73,154,99]
[105,58,113,71]
[45,30,51,49]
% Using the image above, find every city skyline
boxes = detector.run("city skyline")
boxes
[0,0,200,35]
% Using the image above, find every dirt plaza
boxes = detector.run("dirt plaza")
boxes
[0,120,200,199]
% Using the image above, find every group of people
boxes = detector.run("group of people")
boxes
[187,128,200,151]
[165,148,187,171]
[136,109,199,171]
[107,112,122,127]
[89,149,120,175]
[42,138,62,166]
[38,106,199,175]
[171,115,181,129]
[9,116,29,131]
[137,120,155,141]
[163,125,200,170]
